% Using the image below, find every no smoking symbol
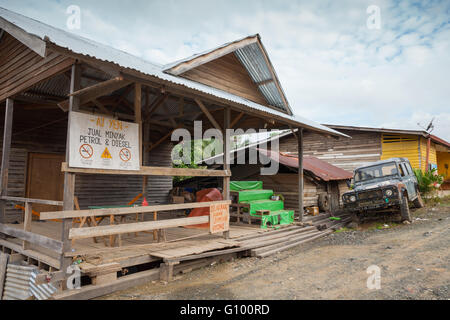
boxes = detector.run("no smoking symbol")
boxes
[119,148,131,162]
[79,144,93,159]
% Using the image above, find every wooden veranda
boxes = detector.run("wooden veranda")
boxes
[0,8,347,299]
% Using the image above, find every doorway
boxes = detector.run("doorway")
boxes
[26,153,65,214]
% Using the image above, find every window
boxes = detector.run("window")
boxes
[354,162,398,182]
[405,162,414,176]
[399,164,406,177]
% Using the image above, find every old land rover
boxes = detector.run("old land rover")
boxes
[342,158,424,222]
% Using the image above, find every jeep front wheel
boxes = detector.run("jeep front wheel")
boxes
[400,193,411,222]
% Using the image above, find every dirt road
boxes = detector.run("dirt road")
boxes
[101,203,449,300]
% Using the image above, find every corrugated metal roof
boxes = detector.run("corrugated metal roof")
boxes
[325,124,450,149]
[0,7,347,138]
[258,149,353,181]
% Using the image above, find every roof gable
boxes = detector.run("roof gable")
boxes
[164,35,292,115]
[180,52,269,106]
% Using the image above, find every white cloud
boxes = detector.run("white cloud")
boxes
[0,0,449,140]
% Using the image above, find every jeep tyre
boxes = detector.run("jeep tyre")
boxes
[400,193,411,222]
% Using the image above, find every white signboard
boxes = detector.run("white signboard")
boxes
[69,112,140,170]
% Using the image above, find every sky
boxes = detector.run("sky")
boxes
[1,0,449,140]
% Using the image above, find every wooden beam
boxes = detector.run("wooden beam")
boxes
[0,98,13,224]
[61,64,80,271]
[52,269,159,300]
[0,224,64,253]
[61,162,231,177]
[41,200,231,220]
[1,196,63,206]
[146,127,180,153]
[134,83,142,166]
[230,112,245,129]
[112,84,134,110]
[166,36,258,75]
[195,98,222,131]
[58,77,132,112]
[144,93,169,123]
[69,216,211,240]
[22,202,32,250]
[0,239,60,269]
[298,128,304,221]
[92,99,113,116]
[0,17,46,57]
[223,108,231,239]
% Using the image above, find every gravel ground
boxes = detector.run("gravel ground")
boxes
[100,202,450,300]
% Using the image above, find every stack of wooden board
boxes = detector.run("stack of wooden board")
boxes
[235,225,332,258]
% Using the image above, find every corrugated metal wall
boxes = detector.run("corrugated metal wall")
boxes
[381,134,420,168]
[0,108,173,222]
[280,130,382,173]
[380,134,437,171]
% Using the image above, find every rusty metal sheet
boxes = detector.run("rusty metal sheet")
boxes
[258,149,353,181]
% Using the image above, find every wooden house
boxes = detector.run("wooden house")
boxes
[279,125,450,177]
[198,131,353,216]
[0,8,347,299]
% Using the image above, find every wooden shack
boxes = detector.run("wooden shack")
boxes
[0,8,347,299]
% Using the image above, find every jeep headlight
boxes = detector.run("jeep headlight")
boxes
[349,195,356,202]
[385,189,393,197]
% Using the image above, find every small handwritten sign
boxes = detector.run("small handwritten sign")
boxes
[209,203,230,234]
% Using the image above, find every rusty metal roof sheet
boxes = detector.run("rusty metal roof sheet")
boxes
[258,148,353,181]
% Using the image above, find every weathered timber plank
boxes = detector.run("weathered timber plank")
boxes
[61,162,230,177]
[69,216,210,240]
[0,223,63,253]
[0,239,60,269]
[52,268,160,300]
[42,200,231,220]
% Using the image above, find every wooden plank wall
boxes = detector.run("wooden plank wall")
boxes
[279,130,382,173]
[0,33,74,103]
[180,53,268,106]
[243,172,325,213]
[0,108,173,221]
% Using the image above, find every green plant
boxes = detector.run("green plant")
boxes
[413,168,444,196]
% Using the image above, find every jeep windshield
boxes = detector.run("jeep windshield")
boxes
[354,162,398,183]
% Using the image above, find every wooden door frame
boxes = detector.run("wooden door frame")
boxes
[25,152,66,199]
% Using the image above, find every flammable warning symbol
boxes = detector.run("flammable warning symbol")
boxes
[101,147,112,159]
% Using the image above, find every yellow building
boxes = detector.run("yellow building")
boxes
[324,125,450,180]
[380,133,439,172]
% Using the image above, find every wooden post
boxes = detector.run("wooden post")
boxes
[135,83,142,165]
[0,98,13,226]
[425,136,431,172]
[222,108,231,239]
[22,202,32,249]
[61,64,81,272]
[135,83,145,222]
[298,128,304,222]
